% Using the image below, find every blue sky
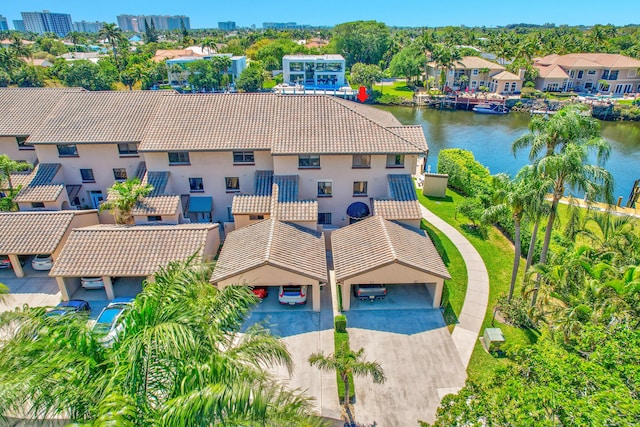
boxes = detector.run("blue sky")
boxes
[2,0,640,29]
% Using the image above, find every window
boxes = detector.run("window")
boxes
[147,215,162,222]
[113,168,127,181]
[57,144,78,157]
[249,214,265,220]
[587,69,596,75]
[31,202,45,208]
[80,169,95,183]
[353,181,368,196]
[298,154,320,168]
[317,180,332,197]
[17,136,33,150]
[318,212,332,225]
[472,69,479,75]
[352,154,371,168]
[609,70,619,80]
[577,70,584,79]
[628,69,637,78]
[189,177,204,192]
[117,143,138,156]
[386,154,405,168]
[602,69,610,80]
[233,151,255,164]
[168,151,190,165]
[225,177,240,192]
[569,70,575,78]
[471,80,477,88]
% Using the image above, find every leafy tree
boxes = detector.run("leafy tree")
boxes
[309,342,385,409]
[388,45,422,84]
[0,260,326,426]
[431,44,462,90]
[99,178,153,224]
[333,21,391,67]
[63,59,116,91]
[236,63,265,92]
[350,62,382,91]
[0,154,33,195]
[415,30,437,88]
[144,18,158,43]
[14,65,44,87]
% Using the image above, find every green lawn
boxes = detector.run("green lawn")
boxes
[372,81,415,100]
[417,189,540,383]
[262,79,277,89]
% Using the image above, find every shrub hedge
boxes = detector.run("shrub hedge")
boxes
[437,148,492,197]
[334,314,347,333]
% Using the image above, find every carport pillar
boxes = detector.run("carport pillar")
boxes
[56,277,71,301]
[341,283,351,311]
[8,254,24,278]
[103,276,115,300]
[432,279,444,308]
[312,283,321,312]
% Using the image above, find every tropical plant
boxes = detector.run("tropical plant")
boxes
[309,342,385,410]
[0,260,326,426]
[350,62,383,91]
[99,178,153,224]
[0,155,33,195]
[236,63,265,92]
[99,23,123,66]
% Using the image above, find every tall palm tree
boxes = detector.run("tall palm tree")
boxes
[99,23,123,66]
[309,342,385,410]
[416,29,436,88]
[0,260,326,426]
[200,37,218,54]
[99,178,153,224]
[431,44,462,90]
[9,33,32,59]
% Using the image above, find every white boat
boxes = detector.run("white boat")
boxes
[472,103,508,115]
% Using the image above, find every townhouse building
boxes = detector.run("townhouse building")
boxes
[427,56,523,94]
[533,53,640,94]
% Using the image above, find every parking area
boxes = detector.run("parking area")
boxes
[349,284,434,311]
[242,284,340,420]
[0,255,52,279]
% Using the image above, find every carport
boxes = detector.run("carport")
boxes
[211,219,327,312]
[0,210,99,278]
[331,216,450,311]
[50,223,220,301]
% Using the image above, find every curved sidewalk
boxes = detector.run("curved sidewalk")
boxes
[420,205,490,367]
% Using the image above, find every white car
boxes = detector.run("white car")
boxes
[92,298,134,346]
[278,285,307,305]
[31,254,53,271]
[81,277,105,289]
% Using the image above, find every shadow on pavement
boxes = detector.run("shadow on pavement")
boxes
[346,308,446,335]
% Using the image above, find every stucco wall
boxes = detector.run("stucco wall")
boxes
[1,136,38,164]
[202,224,221,261]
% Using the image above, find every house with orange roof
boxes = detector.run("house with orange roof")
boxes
[427,56,523,94]
[533,53,640,94]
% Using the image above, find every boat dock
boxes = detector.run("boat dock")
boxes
[414,94,507,111]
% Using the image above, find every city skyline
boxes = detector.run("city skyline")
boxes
[1,0,639,30]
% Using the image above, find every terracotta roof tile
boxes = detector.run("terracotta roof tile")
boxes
[491,70,521,81]
[14,163,64,203]
[50,223,217,277]
[27,91,168,144]
[331,216,450,282]
[131,195,181,216]
[372,199,422,220]
[211,219,327,283]
[535,53,640,69]
[0,211,82,254]
[0,88,83,137]
[273,200,318,222]
[231,195,271,214]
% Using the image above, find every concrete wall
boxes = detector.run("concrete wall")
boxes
[339,262,444,310]
[214,263,321,311]
[133,212,181,225]
[144,150,274,223]
[273,154,417,227]
[233,213,270,229]
[422,173,449,198]
[34,144,143,207]
[202,224,221,261]
[1,136,38,164]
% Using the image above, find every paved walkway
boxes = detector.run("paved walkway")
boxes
[420,205,490,367]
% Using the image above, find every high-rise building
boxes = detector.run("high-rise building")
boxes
[263,22,298,30]
[13,20,25,32]
[73,20,103,33]
[117,14,190,32]
[0,15,8,31]
[21,10,73,36]
[218,21,236,31]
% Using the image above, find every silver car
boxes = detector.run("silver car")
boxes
[31,254,53,271]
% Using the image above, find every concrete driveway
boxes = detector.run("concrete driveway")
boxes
[0,274,61,312]
[243,285,341,420]
[346,287,467,426]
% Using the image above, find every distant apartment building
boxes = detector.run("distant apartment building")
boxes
[73,20,103,33]
[263,22,299,29]
[21,10,73,36]
[0,15,8,31]
[117,14,190,32]
[13,20,25,32]
[218,21,236,31]
[282,55,346,87]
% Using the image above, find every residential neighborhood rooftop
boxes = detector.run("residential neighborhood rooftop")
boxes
[13,163,64,203]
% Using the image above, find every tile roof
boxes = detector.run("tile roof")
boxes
[273,200,318,222]
[131,195,182,216]
[372,199,422,220]
[0,211,83,254]
[231,194,272,214]
[387,174,417,201]
[211,219,327,283]
[535,53,640,69]
[139,94,427,154]
[13,163,64,203]
[491,70,521,81]
[27,91,168,144]
[429,56,504,71]
[232,178,316,221]
[0,88,83,137]
[534,64,570,79]
[50,224,217,277]
[331,216,450,282]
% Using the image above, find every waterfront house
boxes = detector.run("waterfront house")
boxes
[426,56,522,94]
[282,54,346,87]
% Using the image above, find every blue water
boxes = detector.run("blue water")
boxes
[378,106,640,200]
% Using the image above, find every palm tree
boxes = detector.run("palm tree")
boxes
[0,260,325,426]
[416,29,436,88]
[66,31,82,53]
[99,23,123,66]
[309,342,385,411]
[0,154,33,194]
[99,178,153,224]
[200,37,218,54]
[431,44,462,90]
[9,33,32,59]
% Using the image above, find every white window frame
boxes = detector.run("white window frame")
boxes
[317,180,333,197]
